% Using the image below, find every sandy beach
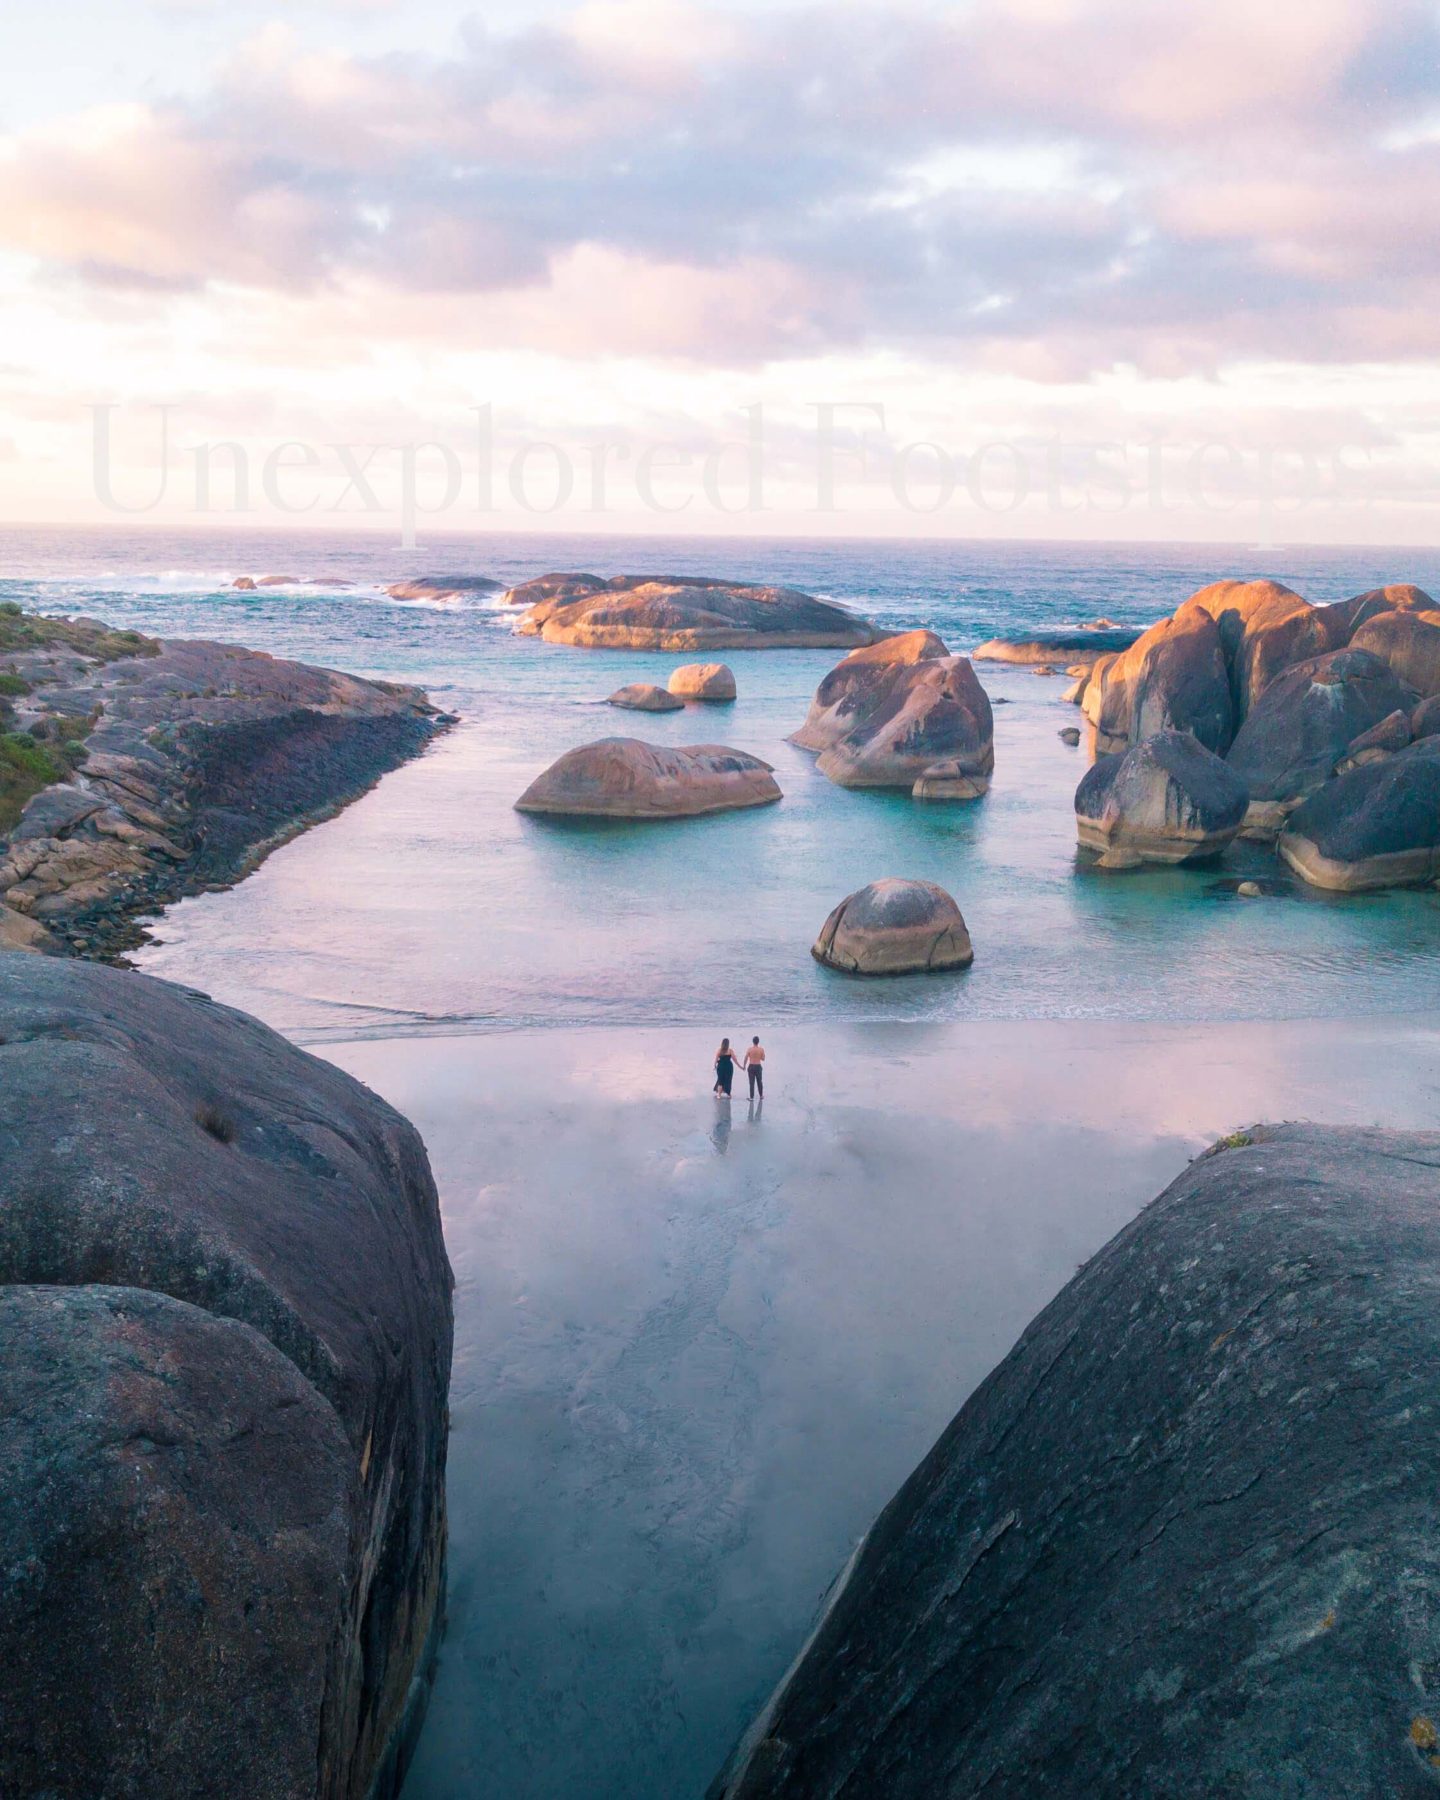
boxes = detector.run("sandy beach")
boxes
[319,1014,1440,1798]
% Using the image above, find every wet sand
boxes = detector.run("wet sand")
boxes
[323,1014,1440,1800]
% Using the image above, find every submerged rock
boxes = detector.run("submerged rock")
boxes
[792,633,993,790]
[812,878,973,975]
[1224,647,1418,838]
[515,737,780,818]
[0,955,453,1799]
[1279,738,1440,891]
[386,576,504,605]
[1076,729,1249,864]
[667,662,737,701]
[710,1123,1440,1800]
[970,628,1140,667]
[606,683,684,713]
[513,574,874,650]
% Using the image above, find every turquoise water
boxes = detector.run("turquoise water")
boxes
[3,525,1439,1032]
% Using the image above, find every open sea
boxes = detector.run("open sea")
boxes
[3,524,1438,1038]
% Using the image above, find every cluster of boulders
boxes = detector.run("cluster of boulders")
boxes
[605,661,739,713]
[0,611,447,958]
[1067,578,1440,885]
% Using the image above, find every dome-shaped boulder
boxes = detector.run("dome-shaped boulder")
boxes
[812,879,973,975]
[667,662,737,701]
[515,737,779,819]
[1092,603,1234,755]
[1279,738,1440,891]
[1349,608,1440,697]
[1076,730,1249,865]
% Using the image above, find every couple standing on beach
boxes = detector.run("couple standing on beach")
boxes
[714,1036,764,1100]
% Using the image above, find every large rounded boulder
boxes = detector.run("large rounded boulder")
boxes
[512,574,874,649]
[1279,737,1440,891]
[792,633,994,791]
[1323,582,1436,638]
[1224,646,1420,838]
[514,737,780,818]
[811,879,973,975]
[1349,608,1440,697]
[667,662,737,701]
[1187,577,1335,718]
[0,955,453,1800]
[1091,603,1233,754]
[1076,729,1249,864]
[709,1124,1440,1800]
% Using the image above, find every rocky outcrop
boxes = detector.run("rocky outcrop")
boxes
[512,574,874,650]
[0,610,446,959]
[606,683,683,713]
[385,577,503,605]
[1279,737,1440,890]
[1335,708,1413,773]
[971,628,1140,667]
[812,879,973,975]
[1186,577,1334,717]
[1322,582,1436,637]
[514,737,780,818]
[1349,608,1440,697]
[710,1124,1440,1800]
[1076,730,1249,864]
[667,663,737,701]
[1223,646,1419,838]
[0,954,453,1799]
[791,633,994,792]
[1091,604,1233,754]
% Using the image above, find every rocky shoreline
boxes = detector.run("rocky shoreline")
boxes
[0,606,451,961]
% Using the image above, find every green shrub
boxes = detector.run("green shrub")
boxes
[0,730,62,832]
[0,673,30,698]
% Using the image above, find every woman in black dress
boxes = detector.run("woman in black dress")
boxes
[713,1038,737,1097]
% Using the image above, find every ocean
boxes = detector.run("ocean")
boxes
[3,524,1438,1039]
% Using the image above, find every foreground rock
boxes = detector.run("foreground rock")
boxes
[1279,737,1440,891]
[606,683,683,713]
[0,608,445,959]
[1076,730,1249,864]
[667,662,737,701]
[792,633,994,792]
[512,574,874,649]
[0,954,452,1799]
[971,627,1140,667]
[710,1124,1440,1800]
[1224,647,1419,838]
[515,737,780,818]
[812,879,973,975]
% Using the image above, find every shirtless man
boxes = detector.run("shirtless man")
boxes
[742,1036,765,1099]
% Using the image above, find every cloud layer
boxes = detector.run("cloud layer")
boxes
[4,0,1440,370]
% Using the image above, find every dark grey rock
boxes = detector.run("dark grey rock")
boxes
[1225,647,1418,837]
[1279,736,1440,891]
[1336,707,1412,772]
[1075,728,1249,863]
[0,955,453,1799]
[710,1124,1440,1800]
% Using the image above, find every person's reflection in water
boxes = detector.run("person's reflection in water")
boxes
[711,1101,733,1156]
[747,1092,763,1125]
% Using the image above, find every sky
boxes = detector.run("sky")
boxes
[2,0,1440,542]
